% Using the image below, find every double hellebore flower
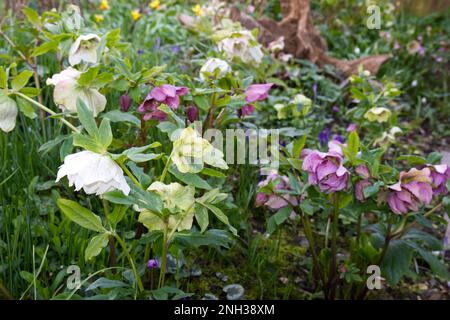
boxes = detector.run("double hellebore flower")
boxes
[138,84,189,121]
[46,67,106,116]
[255,171,298,210]
[56,151,130,196]
[218,30,264,65]
[199,58,231,81]
[0,93,18,133]
[301,141,350,193]
[354,165,372,202]
[171,127,228,173]
[387,168,433,214]
[69,34,101,66]
[245,83,273,103]
[425,164,450,195]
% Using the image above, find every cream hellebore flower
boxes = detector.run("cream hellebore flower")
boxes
[374,126,402,147]
[0,93,18,133]
[199,58,231,81]
[56,150,130,196]
[268,36,285,53]
[46,67,106,116]
[172,127,228,173]
[364,107,392,123]
[69,34,101,66]
[292,94,312,116]
[218,30,264,65]
[138,182,196,232]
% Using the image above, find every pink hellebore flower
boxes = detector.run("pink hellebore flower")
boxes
[387,168,433,215]
[238,104,254,117]
[149,84,189,109]
[255,172,298,210]
[245,83,273,103]
[301,142,350,193]
[355,179,372,202]
[426,164,450,195]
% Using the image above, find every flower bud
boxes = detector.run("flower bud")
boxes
[186,105,199,122]
[120,94,132,112]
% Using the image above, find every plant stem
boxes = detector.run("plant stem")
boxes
[301,213,325,289]
[103,199,117,273]
[159,153,172,182]
[158,225,169,288]
[114,233,144,293]
[118,161,143,189]
[13,92,81,133]
[328,193,340,300]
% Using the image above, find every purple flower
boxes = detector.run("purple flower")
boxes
[355,164,370,179]
[238,104,254,117]
[255,172,298,210]
[426,164,450,195]
[346,123,357,132]
[355,179,371,202]
[137,49,144,55]
[171,45,180,54]
[333,134,344,143]
[318,128,331,146]
[186,105,199,123]
[387,168,433,214]
[153,36,161,50]
[245,83,273,103]
[312,83,318,97]
[120,94,132,112]
[147,259,159,269]
[301,143,350,193]
[332,105,339,113]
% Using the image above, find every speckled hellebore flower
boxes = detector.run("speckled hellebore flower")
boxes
[218,30,264,65]
[171,127,228,173]
[56,151,130,196]
[364,107,392,123]
[199,58,231,81]
[301,141,350,193]
[69,34,101,66]
[245,83,273,103]
[46,67,106,116]
[0,93,18,133]
[387,168,433,215]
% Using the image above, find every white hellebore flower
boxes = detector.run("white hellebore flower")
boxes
[0,93,18,132]
[172,127,228,173]
[56,150,130,196]
[46,67,106,116]
[69,34,101,66]
[374,126,402,147]
[200,58,231,81]
[218,30,264,65]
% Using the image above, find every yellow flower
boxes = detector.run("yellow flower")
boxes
[99,0,109,10]
[364,107,392,123]
[191,4,203,16]
[131,9,141,21]
[94,14,104,23]
[149,0,160,10]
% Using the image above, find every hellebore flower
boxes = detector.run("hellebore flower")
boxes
[426,164,450,195]
[120,94,132,112]
[171,127,228,173]
[186,105,199,122]
[199,58,231,81]
[46,67,106,116]
[69,34,101,66]
[364,107,392,123]
[268,37,285,53]
[374,126,402,147]
[138,182,195,232]
[56,151,130,196]
[355,179,372,202]
[356,164,370,179]
[387,168,433,214]
[149,84,189,109]
[218,30,264,65]
[245,83,273,103]
[301,142,350,193]
[238,105,254,117]
[292,94,312,116]
[147,259,159,269]
[0,93,18,133]
[255,171,298,210]
[407,40,425,56]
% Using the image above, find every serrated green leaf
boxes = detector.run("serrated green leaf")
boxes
[195,204,209,233]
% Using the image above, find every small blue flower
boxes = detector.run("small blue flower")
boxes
[147,259,159,269]
[318,128,331,146]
